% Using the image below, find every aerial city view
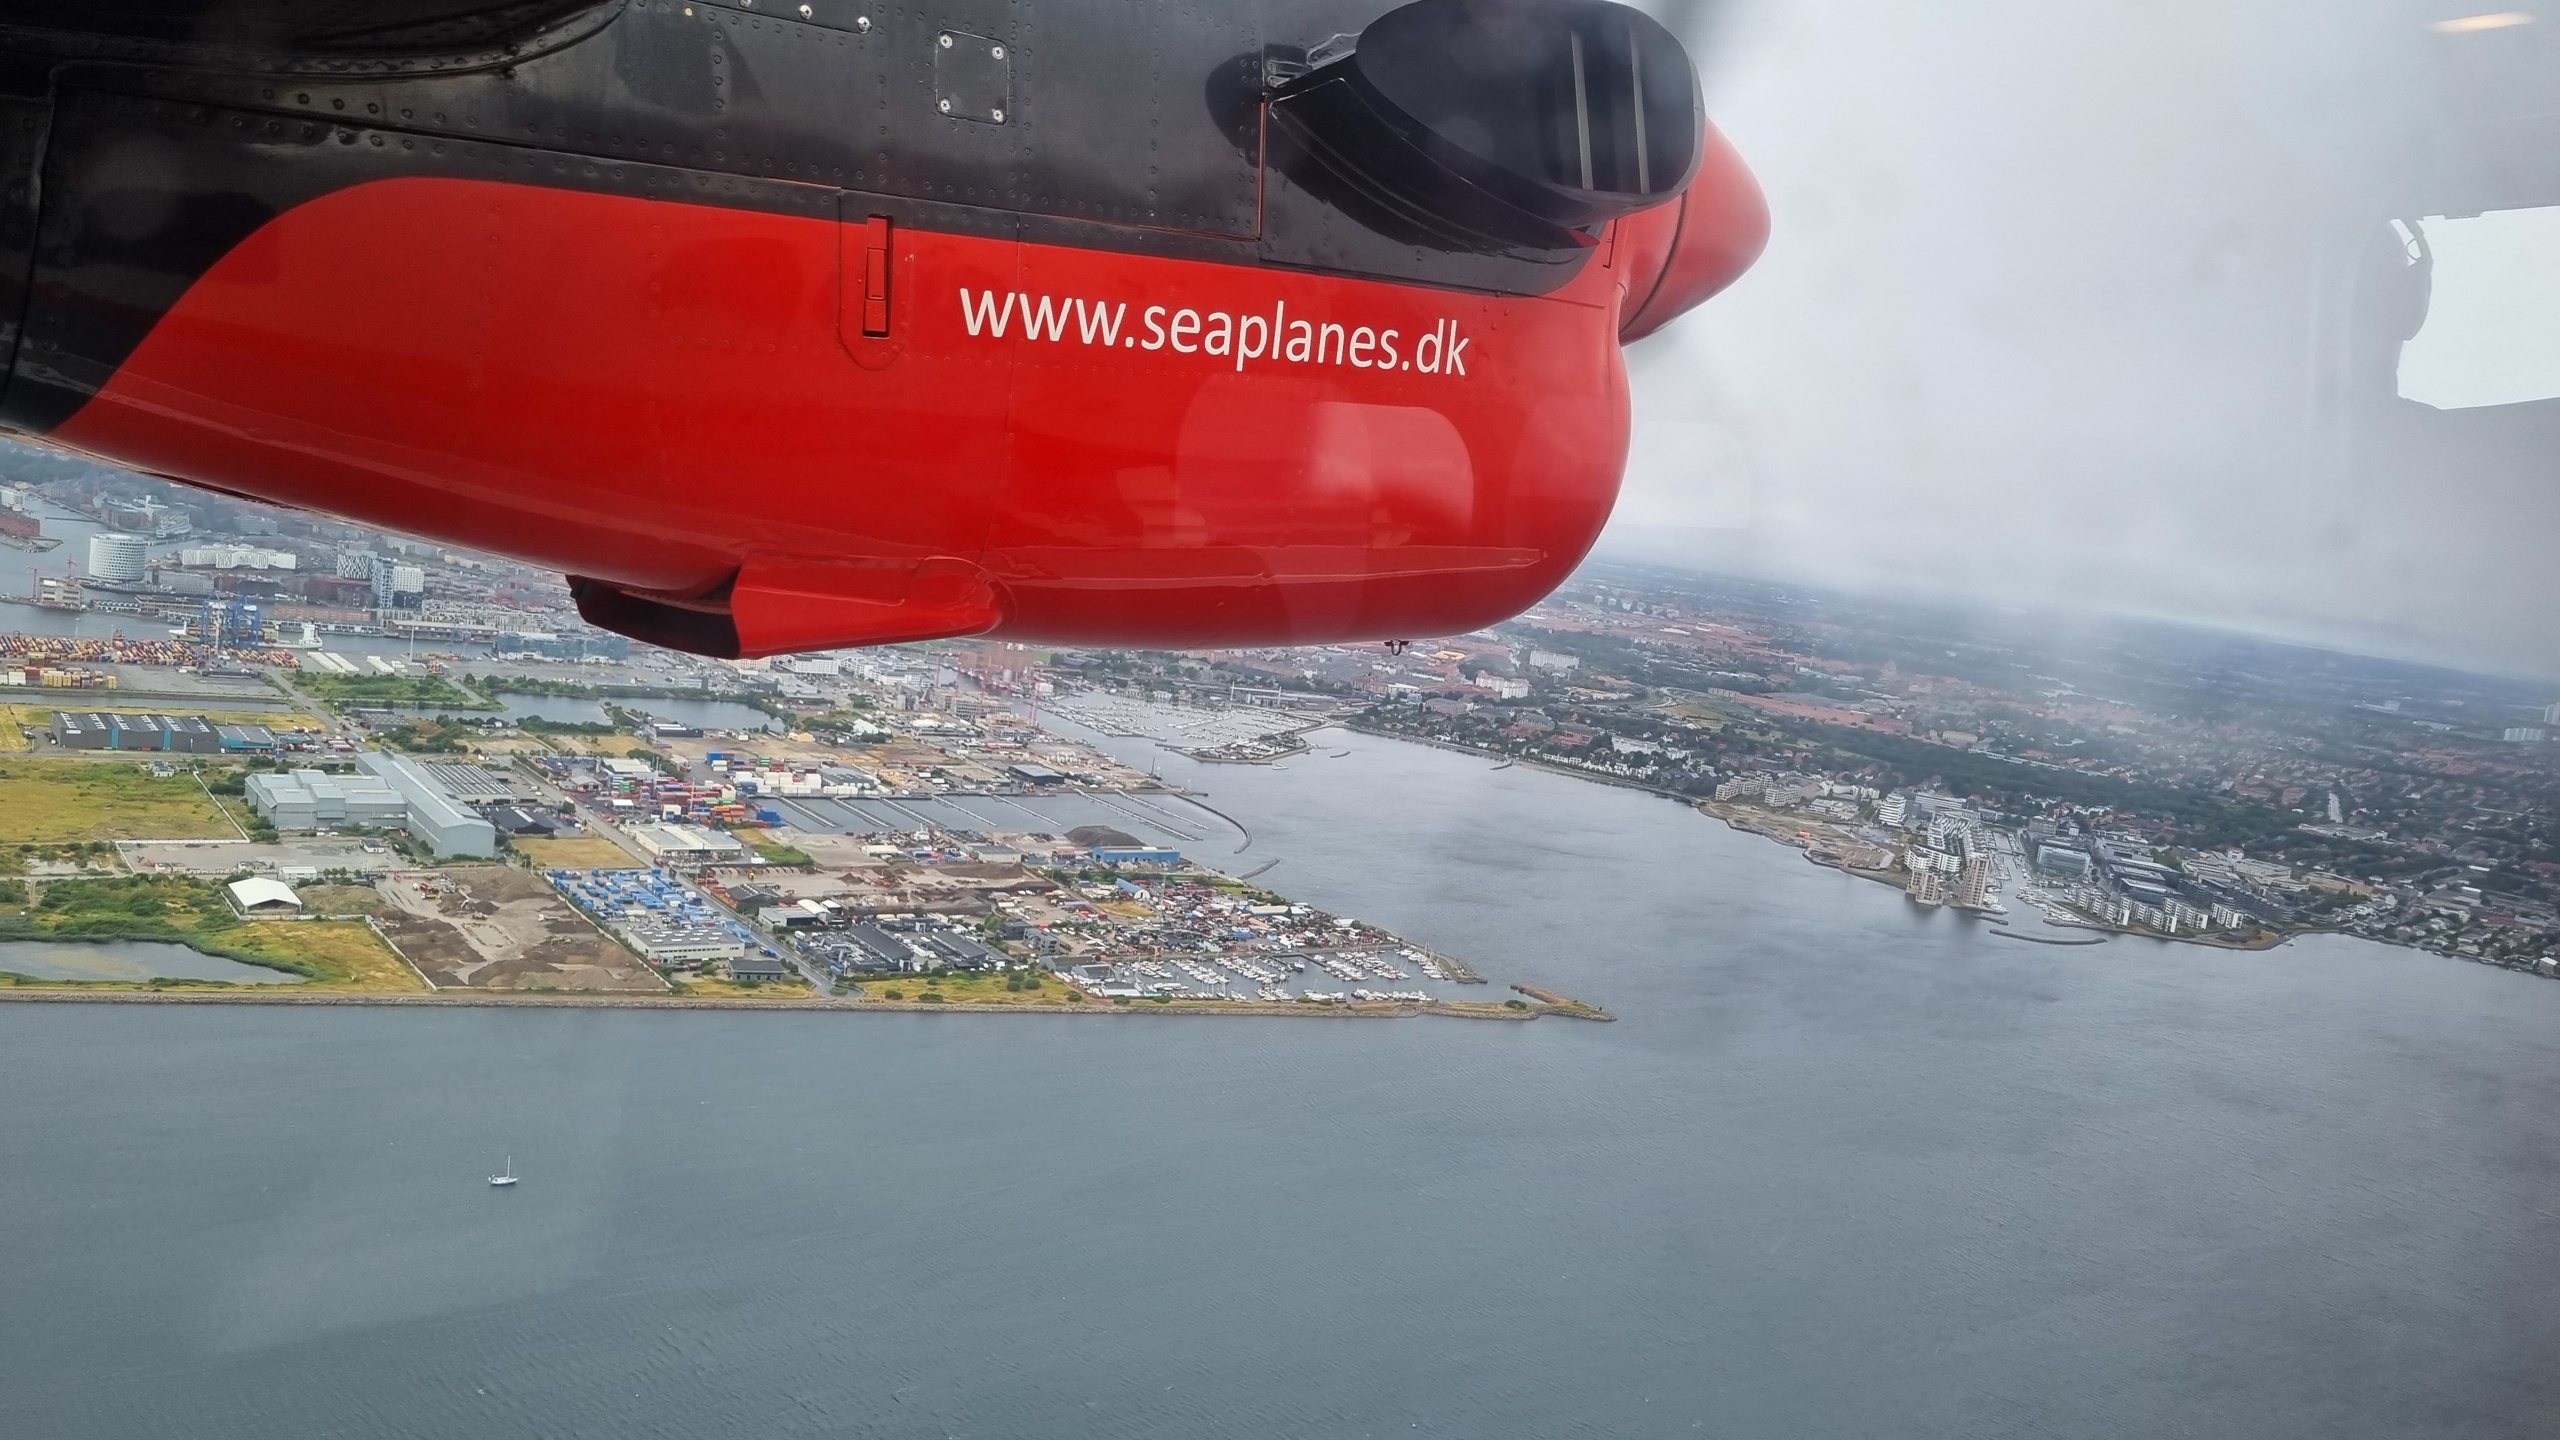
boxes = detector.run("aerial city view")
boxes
[0,453,1586,1014]
[8,456,2560,1437]
[0,452,1585,1015]
[15,452,2554,1011]
[8,3,2560,1438]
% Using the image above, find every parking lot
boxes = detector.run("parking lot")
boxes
[118,837,402,876]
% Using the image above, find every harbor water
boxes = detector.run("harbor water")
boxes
[5,728,2558,1438]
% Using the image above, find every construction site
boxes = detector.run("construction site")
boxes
[369,866,668,991]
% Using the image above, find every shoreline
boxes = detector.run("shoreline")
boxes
[1355,721,2324,959]
[1346,721,1702,803]
[1701,798,2296,951]
[0,987,1567,1020]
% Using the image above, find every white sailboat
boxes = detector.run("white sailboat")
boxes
[488,1157,518,1188]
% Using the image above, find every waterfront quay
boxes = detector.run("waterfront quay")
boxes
[702,832,1486,1005]
[0,692,1573,1018]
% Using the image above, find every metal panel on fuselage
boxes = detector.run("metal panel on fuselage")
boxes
[668,0,1264,236]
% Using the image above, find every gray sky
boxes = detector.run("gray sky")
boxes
[1603,1,2560,679]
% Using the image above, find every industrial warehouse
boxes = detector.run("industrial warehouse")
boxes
[52,711,275,753]
[243,751,499,858]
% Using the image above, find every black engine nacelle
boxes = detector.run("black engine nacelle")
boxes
[1269,0,1703,255]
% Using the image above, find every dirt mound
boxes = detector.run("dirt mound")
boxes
[373,867,665,991]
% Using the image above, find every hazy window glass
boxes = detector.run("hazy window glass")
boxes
[2398,206,2560,410]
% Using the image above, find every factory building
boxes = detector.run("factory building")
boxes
[52,712,221,752]
[355,751,497,858]
[494,629,632,661]
[158,715,220,753]
[843,924,925,972]
[485,806,558,836]
[240,753,497,857]
[920,930,1005,969]
[245,769,410,830]
[616,918,746,964]
[213,724,278,752]
[52,712,114,748]
[626,823,750,868]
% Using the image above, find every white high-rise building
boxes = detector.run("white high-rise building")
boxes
[85,531,147,584]
[1953,854,1996,909]
[371,556,426,607]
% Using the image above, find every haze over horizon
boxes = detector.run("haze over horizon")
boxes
[1607,1,2560,680]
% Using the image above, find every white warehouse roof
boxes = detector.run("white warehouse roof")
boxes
[225,877,301,912]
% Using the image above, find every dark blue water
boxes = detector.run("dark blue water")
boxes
[6,729,2558,1438]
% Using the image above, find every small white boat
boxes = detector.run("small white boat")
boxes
[489,1157,518,1188]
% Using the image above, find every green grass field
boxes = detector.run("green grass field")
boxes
[862,969,1078,1005]
[744,834,815,866]
[544,734,656,758]
[294,883,386,917]
[0,874,426,991]
[512,836,638,868]
[0,757,234,843]
[2,702,303,731]
[225,920,424,991]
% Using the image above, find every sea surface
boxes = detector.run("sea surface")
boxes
[7,728,2560,1438]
